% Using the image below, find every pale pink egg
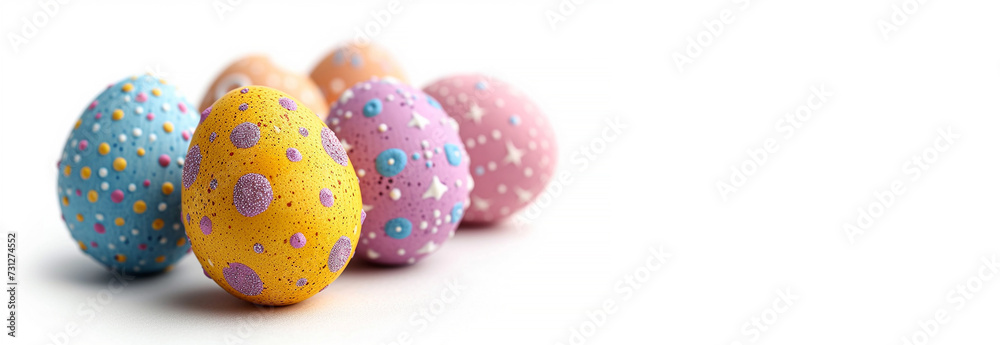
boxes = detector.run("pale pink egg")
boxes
[424,74,557,224]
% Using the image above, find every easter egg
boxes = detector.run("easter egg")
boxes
[199,54,327,120]
[182,86,363,305]
[423,75,557,224]
[310,43,407,110]
[56,75,199,274]
[328,78,471,265]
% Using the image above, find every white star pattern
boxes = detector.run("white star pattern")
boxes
[422,175,449,200]
[503,140,526,166]
[466,103,485,124]
[472,196,491,211]
[408,111,430,130]
[339,89,354,104]
[514,187,534,203]
[416,241,438,254]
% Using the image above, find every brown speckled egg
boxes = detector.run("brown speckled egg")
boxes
[310,43,406,110]
[182,86,362,306]
[199,55,328,120]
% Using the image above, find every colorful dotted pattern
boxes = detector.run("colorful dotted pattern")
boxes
[183,86,363,306]
[56,75,199,273]
[310,43,408,110]
[424,75,558,224]
[199,55,327,121]
[328,78,471,266]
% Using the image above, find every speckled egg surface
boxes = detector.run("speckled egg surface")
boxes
[182,86,363,306]
[310,43,407,110]
[423,75,557,224]
[56,75,199,274]
[199,55,327,121]
[328,78,471,266]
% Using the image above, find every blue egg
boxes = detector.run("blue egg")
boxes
[56,75,199,274]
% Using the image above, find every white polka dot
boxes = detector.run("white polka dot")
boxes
[128,183,136,192]
[497,184,507,194]
[390,188,401,200]
[132,128,142,137]
[92,123,101,132]
[98,168,108,178]
[100,182,109,190]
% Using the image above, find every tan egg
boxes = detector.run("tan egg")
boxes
[310,43,406,111]
[200,55,328,120]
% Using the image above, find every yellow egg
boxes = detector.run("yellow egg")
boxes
[182,86,363,306]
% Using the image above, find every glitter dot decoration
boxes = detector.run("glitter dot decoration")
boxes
[182,86,362,306]
[423,74,558,224]
[55,75,198,274]
[328,77,471,265]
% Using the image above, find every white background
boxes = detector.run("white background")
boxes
[2,0,1000,344]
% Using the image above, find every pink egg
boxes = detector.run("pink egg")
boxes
[423,75,558,224]
[329,78,471,265]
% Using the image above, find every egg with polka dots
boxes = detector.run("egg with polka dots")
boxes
[423,75,558,224]
[310,43,407,110]
[182,86,363,306]
[56,75,199,274]
[328,77,471,266]
[199,54,328,121]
